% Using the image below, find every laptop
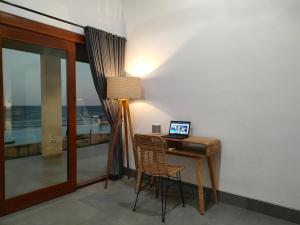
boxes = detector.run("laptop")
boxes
[162,121,191,139]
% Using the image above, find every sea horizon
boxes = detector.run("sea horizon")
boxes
[4,105,110,145]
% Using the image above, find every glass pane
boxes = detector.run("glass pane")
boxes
[3,39,68,198]
[76,44,110,183]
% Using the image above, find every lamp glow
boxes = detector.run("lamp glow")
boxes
[126,58,158,77]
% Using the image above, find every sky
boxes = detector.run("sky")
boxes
[3,48,100,107]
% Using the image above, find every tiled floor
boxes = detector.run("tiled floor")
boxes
[0,179,297,225]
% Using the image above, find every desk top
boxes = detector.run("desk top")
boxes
[163,136,219,146]
[143,134,221,157]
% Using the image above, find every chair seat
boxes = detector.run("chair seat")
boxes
[140,164,185,176]
[166,164,185,176]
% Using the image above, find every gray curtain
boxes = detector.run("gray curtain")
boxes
[84,26,126,178]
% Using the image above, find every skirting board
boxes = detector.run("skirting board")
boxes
[123,168,300,224]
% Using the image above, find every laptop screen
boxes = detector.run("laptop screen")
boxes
[169,121,191,135]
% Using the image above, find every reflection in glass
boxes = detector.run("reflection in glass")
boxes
[3,39,68,198]
[76,44,110,183]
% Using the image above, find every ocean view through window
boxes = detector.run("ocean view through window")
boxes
[4,105,109,145]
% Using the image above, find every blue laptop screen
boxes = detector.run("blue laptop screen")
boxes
[169,122,190,135]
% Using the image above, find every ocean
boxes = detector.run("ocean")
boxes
[4,106,110,145]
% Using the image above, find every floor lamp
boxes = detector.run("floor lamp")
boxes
[104,77,142,188]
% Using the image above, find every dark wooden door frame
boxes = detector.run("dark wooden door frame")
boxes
[0,11,110,216]
[0,21,77,216]
[0,11,85,44]
[0,36,4,217]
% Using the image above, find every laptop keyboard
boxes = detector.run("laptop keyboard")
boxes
[162,135,187,139]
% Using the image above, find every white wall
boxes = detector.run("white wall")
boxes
[123,0,300,210]
[0,0,125,36]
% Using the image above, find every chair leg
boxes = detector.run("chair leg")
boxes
[150,176,155,187]
[155,176,159,199]
[161,176,169,223]
[177,172,185,207]
[160,176,164,222]
[133,172,144,211]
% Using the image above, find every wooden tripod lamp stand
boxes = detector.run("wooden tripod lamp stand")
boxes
[104,77,141,188]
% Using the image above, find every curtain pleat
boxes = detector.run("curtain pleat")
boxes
[84,26,126,177]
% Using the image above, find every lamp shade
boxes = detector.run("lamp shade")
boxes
[107,77,142,100]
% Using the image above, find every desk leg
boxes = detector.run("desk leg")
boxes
[207,156,218,203]
[195,159,205,215]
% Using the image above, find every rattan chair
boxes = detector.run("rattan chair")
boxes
[133,134,185,222]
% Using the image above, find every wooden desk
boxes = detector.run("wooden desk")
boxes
[143,134,221,215]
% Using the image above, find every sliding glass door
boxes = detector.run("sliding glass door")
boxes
[0,12,109,216]
[3,38,68,198]
[75,44,110,185]
[0,24,76,215]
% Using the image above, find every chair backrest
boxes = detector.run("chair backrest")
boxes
[135,134,168,176]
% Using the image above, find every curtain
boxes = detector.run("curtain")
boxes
[84,26,126,178]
